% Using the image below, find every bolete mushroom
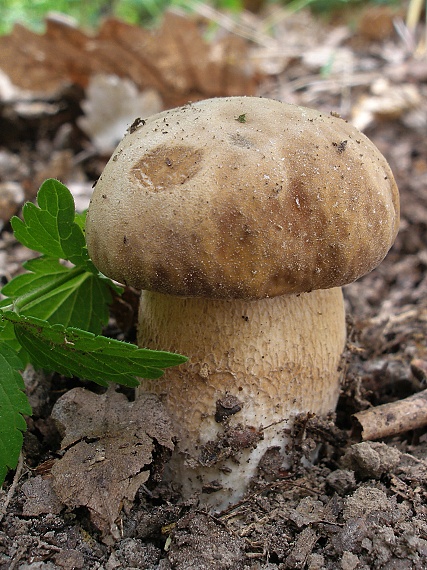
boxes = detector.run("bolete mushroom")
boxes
[85,97,399,510]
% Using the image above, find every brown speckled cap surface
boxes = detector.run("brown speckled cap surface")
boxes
[85,96,399,299]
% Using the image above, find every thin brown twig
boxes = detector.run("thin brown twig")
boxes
[0,453,25,524]
[353,388,427,441]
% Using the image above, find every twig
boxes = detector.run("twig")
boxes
[188,2,274,47]
[0,453,25,524]
[353,388,427,441]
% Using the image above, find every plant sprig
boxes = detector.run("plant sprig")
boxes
[0,179,187,485]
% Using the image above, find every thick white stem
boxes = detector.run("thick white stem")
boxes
[137,288,346,510]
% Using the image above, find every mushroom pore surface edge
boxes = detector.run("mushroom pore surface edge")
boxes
[85,96,399,510]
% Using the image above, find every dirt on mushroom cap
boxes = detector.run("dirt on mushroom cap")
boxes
[86,96,399,299]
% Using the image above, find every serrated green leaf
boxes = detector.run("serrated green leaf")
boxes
[2,312,187,388]
[1,258,70,300]
[12,203,63,259]
[11,179,92,269]
[0,319,28,366]
[0,343,31,485]
[1,257,112,333]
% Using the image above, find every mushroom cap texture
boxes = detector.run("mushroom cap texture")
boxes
[86,96,399,300]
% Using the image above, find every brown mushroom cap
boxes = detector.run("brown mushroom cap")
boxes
[86,96,399,300]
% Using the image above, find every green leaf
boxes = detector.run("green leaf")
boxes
[74,210,87,231]
[0,319,28,365]
[0,343,31,486]
[2,312,187,388]
[11,179,92,269]
[0,178,188,485]
[1,257,112,333]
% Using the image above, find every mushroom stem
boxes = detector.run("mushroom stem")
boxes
[137,287,346,510]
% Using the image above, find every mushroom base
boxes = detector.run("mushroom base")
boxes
[137,288,346,511]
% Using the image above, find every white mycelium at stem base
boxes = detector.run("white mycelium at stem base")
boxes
[85,96,400,511]
[138,288,346,509]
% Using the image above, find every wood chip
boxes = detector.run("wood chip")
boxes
[284,527,318,569]
[353,388,427,440]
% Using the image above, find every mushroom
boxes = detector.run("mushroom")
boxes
[85,97,399,510]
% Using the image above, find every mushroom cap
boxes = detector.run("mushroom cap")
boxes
[86,96,399,300]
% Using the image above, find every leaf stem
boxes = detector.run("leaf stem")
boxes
[12,264,88,313]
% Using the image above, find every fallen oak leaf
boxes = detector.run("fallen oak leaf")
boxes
[50,387,175,538]
[77,75,162,154]
[21,475,63,517]
[0,13,257,107]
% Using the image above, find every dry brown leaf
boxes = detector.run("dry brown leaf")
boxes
[21,475,63,517]
[352,77,422,130]
[77,75,162,153]
[50,387,174,538]
[0,13,257,107]
[357,5,402,41]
